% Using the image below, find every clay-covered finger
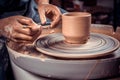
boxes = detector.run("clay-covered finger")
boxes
[17,18,36,26]
[11,32,33,41]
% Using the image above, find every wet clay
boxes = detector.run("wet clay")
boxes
[62,12,91,44]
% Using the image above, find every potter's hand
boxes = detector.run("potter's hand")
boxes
[0,15,42,43]
[37,4,61,28]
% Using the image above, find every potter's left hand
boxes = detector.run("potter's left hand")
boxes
[0,16,42,43]
[37,4,61,28]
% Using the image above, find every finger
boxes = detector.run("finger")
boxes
[12,30,42,43]
[14,23,42,36]
[17,18,36,26]
[26,25,42,33]
[38,8,47,24]
[15,26,32,35]
[13,22,32,35]
[32,29,42,41]
[9,38,30,43]
[45,5,61,28]
[12,32,33,41]
[51,15,61,28]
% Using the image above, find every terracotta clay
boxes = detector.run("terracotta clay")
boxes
[62,12,91,44]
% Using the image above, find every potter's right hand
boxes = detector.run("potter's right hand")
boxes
[0,15,42,43]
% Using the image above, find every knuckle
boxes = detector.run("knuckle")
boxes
[11,33,16,38]
[28,18,33,23]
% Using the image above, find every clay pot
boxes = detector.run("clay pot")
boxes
[62,12,91,44]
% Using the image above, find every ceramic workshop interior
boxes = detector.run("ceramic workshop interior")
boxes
[7,0,120,80]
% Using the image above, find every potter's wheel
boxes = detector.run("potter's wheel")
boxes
[7,25,120,80]
[35,33,120,59]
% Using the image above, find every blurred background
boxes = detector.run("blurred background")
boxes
[50,0,120,26]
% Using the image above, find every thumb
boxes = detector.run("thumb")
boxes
[39,9,47,24]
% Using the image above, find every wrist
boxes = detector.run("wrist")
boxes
[35,0,49,4]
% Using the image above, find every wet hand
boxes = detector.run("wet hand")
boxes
[0,15,42,43]
[38,4,61,28]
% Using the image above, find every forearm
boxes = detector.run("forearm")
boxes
[35,0,49,4]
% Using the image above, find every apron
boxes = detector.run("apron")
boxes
[0,0,40,23]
